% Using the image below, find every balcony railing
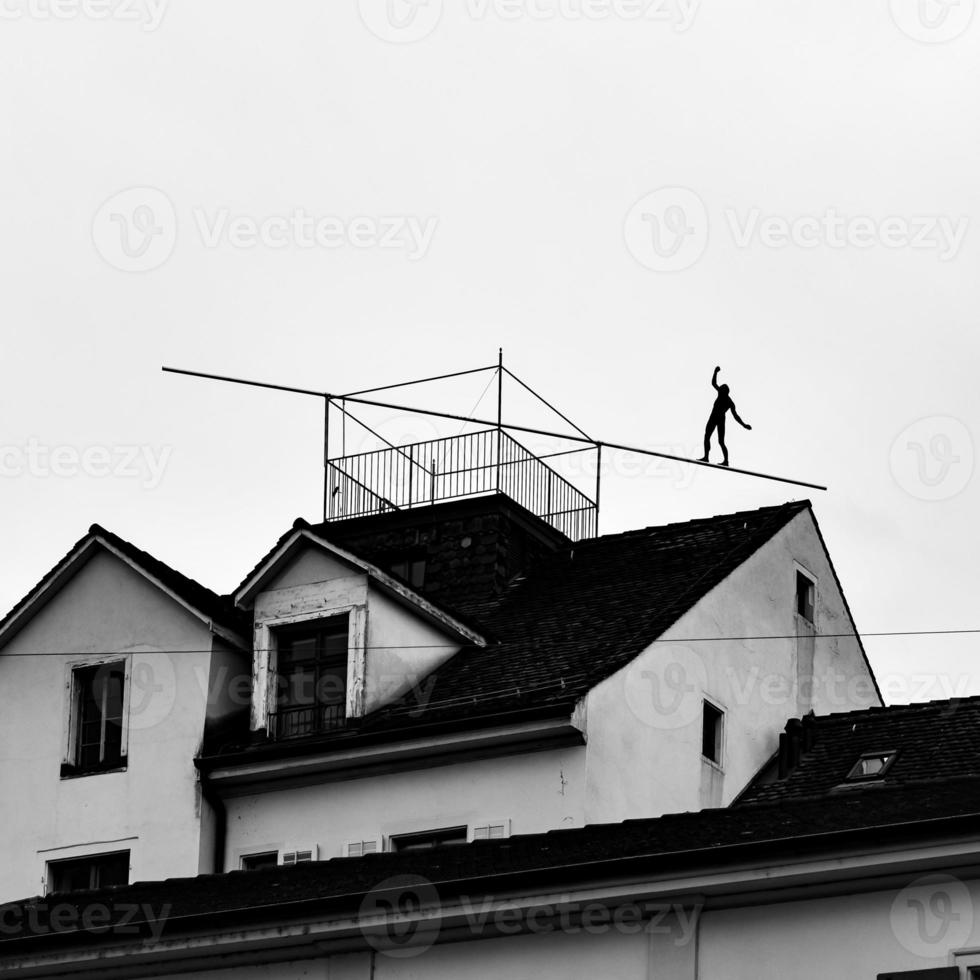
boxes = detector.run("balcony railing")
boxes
[325,428,597,540]
[271,703,346,740]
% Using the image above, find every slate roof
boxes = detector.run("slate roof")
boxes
[4,772,980,949]
[737,696,980,806]
[0,524,249,646]
[202,499,820,758]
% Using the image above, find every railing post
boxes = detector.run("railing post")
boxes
[408,444,414,506]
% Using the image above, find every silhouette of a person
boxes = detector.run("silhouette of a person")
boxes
[699,366,751,466]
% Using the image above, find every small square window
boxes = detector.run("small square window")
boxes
[796,571,815,624]
[240,852,279,871]
[702,701,724,765]
[63,662,127,776]
[389,827,468,853]
[847,751,897,781]
[389,556,426,590]
[47,851,129,894]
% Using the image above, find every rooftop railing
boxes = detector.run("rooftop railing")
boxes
[325,428,597,540]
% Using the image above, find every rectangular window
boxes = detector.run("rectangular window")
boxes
[346,840,378,858]
[240,851,279,871]
[63,662,126,776]
[275,617,349,738]
[389,556,426,590]
[389,827,468,853]
[796,571,815,624]
[47,851,129,894]
[282,846,317,865]
[702,700,724,765]
[847,750,897,781]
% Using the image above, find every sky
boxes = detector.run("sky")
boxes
[1,0,978,705]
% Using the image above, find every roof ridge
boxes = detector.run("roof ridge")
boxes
[579,500,811,547]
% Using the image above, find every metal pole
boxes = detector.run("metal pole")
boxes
[496,348,503,493]
[594,442,602,536]
[164,365,829,492]
[322,396,331,522]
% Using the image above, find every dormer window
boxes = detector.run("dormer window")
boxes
[846,750,897,781]
[273,616,349,739]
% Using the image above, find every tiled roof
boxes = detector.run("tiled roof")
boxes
[0,524,249,645]
[356,500,813,729]
[202,500,814,758]
[4,775,980,949]
[736,697,980,805]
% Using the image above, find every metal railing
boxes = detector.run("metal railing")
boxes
[326,428,597,540]
[271,703,346,740]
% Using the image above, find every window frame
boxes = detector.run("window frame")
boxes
[61,657,131,778]
[256,603,367,735]
[240,851,280,871]
[846,750,898,781]
[46,849,130,894]
[701,697,725,768]
[795,567,817,626]
[388,826,469,853]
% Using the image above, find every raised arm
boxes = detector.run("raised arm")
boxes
[711,366,720,390]
[730,402,752,430]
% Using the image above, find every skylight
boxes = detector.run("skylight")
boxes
[846,751,897,781]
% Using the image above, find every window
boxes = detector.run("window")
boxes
[847,750,897,781]
[796,570,815,624]
[346,840,378,858]
[282,846,317,865]
[63,662,126,776]
[274,616,349,738]
[702,700,724,765]
[389,827,468,853]
[47,851,129,894]
[388,555,426,590]
[240,852,279,871]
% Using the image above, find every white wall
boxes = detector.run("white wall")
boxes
[0,550,236,901]
[581,509,880,824]
[223,744,585,866]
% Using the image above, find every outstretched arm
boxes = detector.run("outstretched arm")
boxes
[730,402,752,430]
[711,366,720,390]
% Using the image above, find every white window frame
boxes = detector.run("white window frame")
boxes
[281,844,319,865]
[793,563,817,627]
[345,840,379,858]
[254,604,368,733]
[469,820,511,842]
[701,696,726,770]
[62,656,131,774]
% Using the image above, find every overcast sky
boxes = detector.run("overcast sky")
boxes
[2,0,977,704]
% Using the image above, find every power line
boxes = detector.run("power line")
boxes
[3,628,979,657]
